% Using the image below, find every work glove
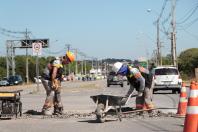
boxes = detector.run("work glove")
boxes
[52,79,61,90]
[137,91,143,97]
[118,97,127,106]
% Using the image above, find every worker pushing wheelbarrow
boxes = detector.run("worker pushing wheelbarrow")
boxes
[90,61,154,123]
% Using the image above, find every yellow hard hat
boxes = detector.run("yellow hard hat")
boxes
[66,51,75,62]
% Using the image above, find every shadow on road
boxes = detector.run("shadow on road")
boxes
[78,120,100,123]
[24,110,43,115]
[78,119,118,123]
[153,92,177,94]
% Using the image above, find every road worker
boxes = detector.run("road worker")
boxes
[41,51,75,115]
[112,61,154,110]
[133,60,154,110]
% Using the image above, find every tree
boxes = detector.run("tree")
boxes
[162,54,172,65]
[178,48,198,79]
[0,57,7,79]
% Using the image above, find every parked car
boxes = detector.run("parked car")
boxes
[0,79,9,86]
[8,75,23,85]
[107,71,124,87]
[151,66,182,94]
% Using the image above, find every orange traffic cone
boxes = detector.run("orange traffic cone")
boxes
[176,82,188,117]
[183,81,198,132]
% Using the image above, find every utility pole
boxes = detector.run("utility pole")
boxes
[156,19,161,66]
[91,58,94,69]
[6,41,9,78]
[152,50,158,65]
[12,46,16,76]
[171,0,177,66]
[25,28,29,84]
[6,41,15,77]
[65,44,71,74]
[65,44,71,51]
[82,53,87,75]
[96,58,99,75]
[84,57,87,75]
[81,59,84,75]
[74,49,78,75]
[36,52,39,92]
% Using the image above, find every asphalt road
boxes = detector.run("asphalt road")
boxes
[0,80,186,132]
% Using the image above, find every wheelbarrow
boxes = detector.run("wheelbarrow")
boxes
[90,93,137,123]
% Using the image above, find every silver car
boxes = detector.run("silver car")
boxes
[151,66,182,94]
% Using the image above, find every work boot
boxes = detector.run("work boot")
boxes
[145,103,155,111]
[42,109,53,116]
[53,107,64,115]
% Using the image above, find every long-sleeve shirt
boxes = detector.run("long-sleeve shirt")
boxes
[127,66,145,92]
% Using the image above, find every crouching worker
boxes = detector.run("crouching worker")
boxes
[112,61,154,110]
[41,51,75,115]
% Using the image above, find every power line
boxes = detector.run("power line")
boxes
[161,12,171,35]
[183,17,198,28]
[181,27,198,41]
[0,27,28,34]
[152,0,168,66]
[0,27,31,39]
[0,31,24,39]
[159,0,168,19]
[43,47,67,55]
[177,3,198,24]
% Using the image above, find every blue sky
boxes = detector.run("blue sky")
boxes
[0,0,197,60]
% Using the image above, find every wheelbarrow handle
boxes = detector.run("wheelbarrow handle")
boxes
[129,94,138,98]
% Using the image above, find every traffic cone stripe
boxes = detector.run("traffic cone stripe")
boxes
[181,87,187,92]
[183,81,198,132]
[190,85,197,90]
[187,106,198,114]
[176,82,188,117]
[188,98,198,106]
[180,92,187,96]
[189,90,198,98]
[180,92,187,97]
[180,97,188,102]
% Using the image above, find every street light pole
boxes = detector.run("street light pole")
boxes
[147,9,162,66]
[171,0,177,67]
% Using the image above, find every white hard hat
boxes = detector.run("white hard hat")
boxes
[112,62,123,73]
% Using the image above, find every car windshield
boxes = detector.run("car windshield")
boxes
[155,68,178,75]
[109,72,116,75]
[8,75,22,81]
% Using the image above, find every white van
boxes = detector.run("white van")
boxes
[151,66,182,94]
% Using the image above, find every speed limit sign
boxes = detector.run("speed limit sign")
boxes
[32,42,42,56]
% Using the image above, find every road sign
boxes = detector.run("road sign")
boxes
[32,42,42,56]
[21,39,49,48]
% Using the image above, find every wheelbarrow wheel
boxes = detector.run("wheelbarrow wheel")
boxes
[96,103,105,123]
